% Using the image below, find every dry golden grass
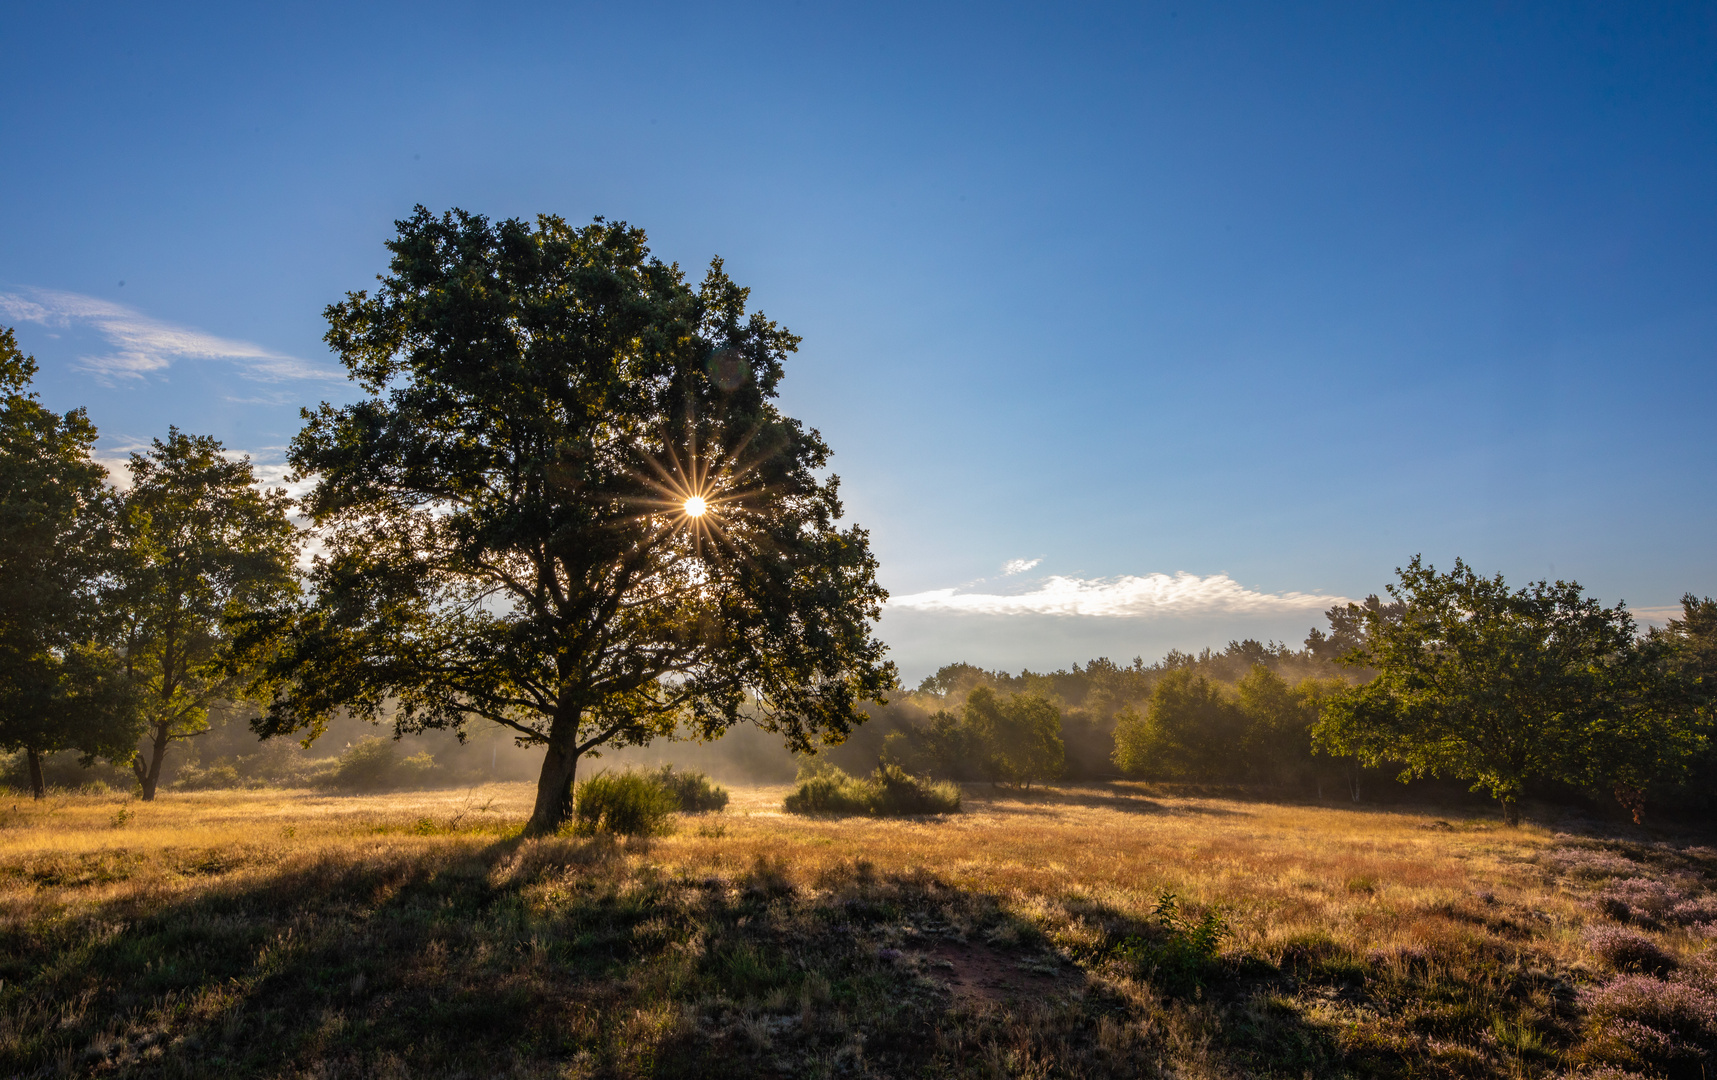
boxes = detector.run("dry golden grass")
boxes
[2,781,1714,1078]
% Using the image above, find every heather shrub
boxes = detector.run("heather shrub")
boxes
[1580,974,1717,1076]
[783,762,960,816]
[1672,897,1717,925]
[1544,846,1648,881]
[1585,926,1677,975]
[649,765,729,812]
[572,771,677,836]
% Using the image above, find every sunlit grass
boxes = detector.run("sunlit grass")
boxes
[2,781,1713,1077]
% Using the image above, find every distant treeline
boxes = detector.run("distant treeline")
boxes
[817,639,1371,796]
[817,573,1717,825]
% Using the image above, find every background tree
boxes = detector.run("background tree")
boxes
[1311,556,1670,826]
[1236,666,1353,791]
[115,429,299,800]
[1305,595,1405,663]
[1112,669,1247,780]
[1607,594,1717,819]
[881,706,978,780]
[242,208,894,834]
[960,686,1064,788]
[0,328,139,796]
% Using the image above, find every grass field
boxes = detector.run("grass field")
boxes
[3,782,1715,1078]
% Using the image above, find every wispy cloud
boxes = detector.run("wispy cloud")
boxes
[1630,605,1686,628]
[1001,557,1042,575]
[0,288,341,383]
[890,572,1349,618]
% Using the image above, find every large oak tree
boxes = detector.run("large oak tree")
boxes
[245,209,895,833]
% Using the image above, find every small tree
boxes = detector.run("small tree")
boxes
[114,429,299,800]
[1312,556,1681,826]
[0,328,140,795]
[241,209,894,834]
[962,686,1063,788]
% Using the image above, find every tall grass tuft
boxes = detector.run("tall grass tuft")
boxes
[572,771,677,836]
[648,765,729,812]
[782,761,960,817]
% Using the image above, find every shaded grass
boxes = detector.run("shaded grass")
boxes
[1,782,1714,1077]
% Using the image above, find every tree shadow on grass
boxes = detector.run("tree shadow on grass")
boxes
[962,782,1240,818]
[4,827,1591,1079]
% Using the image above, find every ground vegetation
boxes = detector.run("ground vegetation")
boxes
[5,783,1717,1077]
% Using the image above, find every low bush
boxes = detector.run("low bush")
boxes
[173,762,244,791]
[1581,974,1717,1076]
[573,770,677,836]
[649,765,729,812]
[1585,926,1677,975]
[783,762,960,817]
[1115,891,1231,995]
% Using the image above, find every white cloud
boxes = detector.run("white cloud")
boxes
[890,572,1349,618]
[1629,606,1685,628]
[1001,557,1042,575]
[0,288,342,383]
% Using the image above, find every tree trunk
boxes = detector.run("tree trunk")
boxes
[26,747,45,799]
[1500,797,1520,827]
[1614,785,1647,826]
[134,721,170,801]
[526,736,581,836]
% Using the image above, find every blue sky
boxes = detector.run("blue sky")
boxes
[3,2,1713,680]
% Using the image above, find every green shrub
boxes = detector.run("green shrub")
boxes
[1114,891,1230,995]
[649,765,729,812]
[174,762,243,790]
[573,771,677,836]
[783,762,960,817]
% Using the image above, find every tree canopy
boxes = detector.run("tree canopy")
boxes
[0,328,139,795]
[115,429,299,800]
[244,208,895,833]
[1311,556,1696,825]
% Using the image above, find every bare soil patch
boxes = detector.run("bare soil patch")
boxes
[920,939,1084,1005]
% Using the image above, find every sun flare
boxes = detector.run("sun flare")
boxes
[683,495,708,517]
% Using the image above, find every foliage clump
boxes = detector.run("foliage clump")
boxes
[647,764,729,812]
[1113,891,1230,996]
[1584,926,1677,975]
[571,770,678,836]
[1313,556,1699,825]
[783,761,960,816]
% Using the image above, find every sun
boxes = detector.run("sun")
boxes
[682,495,708,518]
